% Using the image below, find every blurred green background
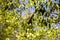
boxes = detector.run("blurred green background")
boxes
[0,0,60,40]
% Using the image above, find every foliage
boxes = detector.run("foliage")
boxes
[0,0,60,40]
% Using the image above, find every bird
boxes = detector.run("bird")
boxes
[23,13,34,24]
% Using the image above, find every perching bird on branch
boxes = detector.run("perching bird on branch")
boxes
[23,13,34,24]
